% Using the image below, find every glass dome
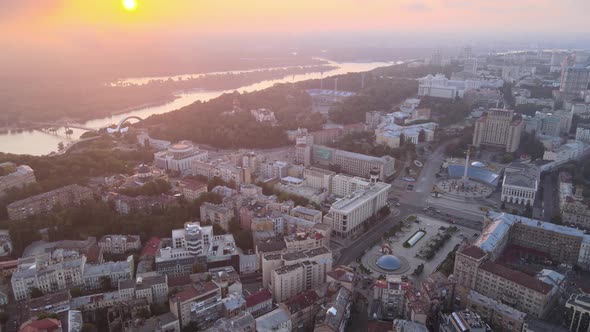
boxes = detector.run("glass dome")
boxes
[471,161,486,168]
[376,254,402,271]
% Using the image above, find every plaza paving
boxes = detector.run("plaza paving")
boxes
[360,214,469,284]
[436,178,493,198]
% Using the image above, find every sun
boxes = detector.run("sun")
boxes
[122,0,138,11]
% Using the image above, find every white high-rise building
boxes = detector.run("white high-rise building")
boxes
[324,175,390,238]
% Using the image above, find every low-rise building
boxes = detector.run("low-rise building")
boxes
[255,307,292,332]
[375,121,438,148]
[465,290,526,332]
[124,312,180,332]
[282,289,323,331]
[178,179,208,201]
[543,140,589,167]
[439,310,490,332]
[0,162,36,195]
[98,235,141,255]
[290,206,322,224]
[83,255,134,291]
[206,311,256,332]
[169,281,222,329]
[7,184,93,220]
[314,286,352,332]
[118,275,168,304]
[245,289,273,318]
[221,292,247,318]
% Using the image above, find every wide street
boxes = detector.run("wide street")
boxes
[335,138,485,266]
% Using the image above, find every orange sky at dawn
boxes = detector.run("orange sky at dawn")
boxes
[1,0,589,50]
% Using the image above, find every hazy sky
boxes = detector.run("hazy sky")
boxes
[2,0,589,48]
[1,0,588,80]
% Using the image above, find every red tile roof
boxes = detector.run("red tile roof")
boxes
[461,245,487,260]
[480,261,552,294]
[180,179,207,191]
[245,289,272,307]
[284,289,319,312]
[167,275,193,288]
[140,237,161,258]
[172,281,219,303]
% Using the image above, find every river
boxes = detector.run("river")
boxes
[0,60,399,156]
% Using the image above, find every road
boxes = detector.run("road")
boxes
[336,138,484,266]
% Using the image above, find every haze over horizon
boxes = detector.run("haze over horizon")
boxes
[1,0,590,80]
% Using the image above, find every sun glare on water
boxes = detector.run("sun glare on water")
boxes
[122,0,138,11]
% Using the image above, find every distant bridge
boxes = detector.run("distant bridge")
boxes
[34,122,98,132]
[35,115,144,134]
[106,115,144,133]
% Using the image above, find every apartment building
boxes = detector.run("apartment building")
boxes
[98,234,142,255]
[192,159,246,187]
[465,290,526,332]
[7,184,93,220]
[454,212,590,317]
[154,141,208,173]
[310,145,395,181]
[373,276,406,319]
[313,286,352,332]
[83,256,134,291]
[0,162,36,195]
[118,275,168,304]
[12,254,86,301]
[323,176,390,238]
[472,109,523,153]
[261,246,332,289]
[169,281,222,329]
[271,260,324,303]
[200,202,234,232]
[303,167,335,192]
[560,64,590,100]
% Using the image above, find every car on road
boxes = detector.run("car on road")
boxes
[402,177,416,182]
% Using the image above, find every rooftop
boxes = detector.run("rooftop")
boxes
[475,212,590,253]
[284,289,320,312]
[330,182,391,213]
[480,261,552,294]
[467,290,526,321]
[171,281,219,303]
[255,307,291,331]
[246,289,272,308]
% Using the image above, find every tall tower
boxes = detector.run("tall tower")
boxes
[463,145,472,183]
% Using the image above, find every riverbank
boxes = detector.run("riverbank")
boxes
[0,60,399,155]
